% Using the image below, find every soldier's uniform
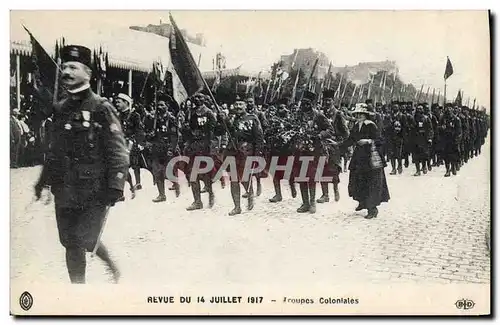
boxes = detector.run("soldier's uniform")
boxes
[403,102,415,168]
[458,107,470,166]
[266,100,297,203]
[116,93,146,196]
[317,89,349,204]
[292,91,335,214]
[411,104,433,176]
[245,95,268,197]
[440,104,462,176]
[182,93,217,210]
[35,45,128,283]
[149,95,180,202]
[387,102,407,175]
[223,94,264,216]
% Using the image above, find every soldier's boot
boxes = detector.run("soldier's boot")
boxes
[206,179,215,208]
[333,183,340,202]
[451,163,457,176]
[389,159,397,175]
[153,180,167,202]
[413,163,421,176]
[309,184,317,214]
[130,186,136,200]
[422,162,428,175]
[427,160,432,171]
[95,243,121,284]
[65,248,86,284]
[187,181,203,211]
[404,156,409,168]
[173,182,181,198]
[397,159,403,174]
[297,184,310,213]
[134,169,142,190]
[290,181,297,198]
[316,182,330,203]
[243,181,255,211]
[229,182,242,216]
[256,177,262,197]
[269,180,282,203]
[456,162,461,172]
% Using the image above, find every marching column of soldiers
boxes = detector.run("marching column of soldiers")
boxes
[29,44,489,283]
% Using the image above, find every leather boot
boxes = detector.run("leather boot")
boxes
[333,183,340,202]
[365,207,378,219]
[309,184,317,214]
[229,182,242,216]
[390,159,397,175]
[186,181,203,211]
[205,178,214,208]
[413,162,421,176]
[452,163,457,175]
[297,184,310,213]
[269,180,283,203]
[245,181,255,211]
[290,181,297,198]
[256,177,262,197]
[316,182,329,203]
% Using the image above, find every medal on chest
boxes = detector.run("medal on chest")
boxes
[197,116,208,126]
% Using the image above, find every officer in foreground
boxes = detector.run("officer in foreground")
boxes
[34,45,129,283]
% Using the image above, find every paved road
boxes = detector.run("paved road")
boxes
[11,139,490,285]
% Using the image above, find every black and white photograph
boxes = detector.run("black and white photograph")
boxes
[8,9,491,315]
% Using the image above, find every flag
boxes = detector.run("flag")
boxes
[23,26,57,94]
[454,89,462,106]
[444,56,454,80]
[169,13,205,98]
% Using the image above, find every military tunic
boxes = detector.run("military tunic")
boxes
[224,113,264,182]
[44,88,129,250]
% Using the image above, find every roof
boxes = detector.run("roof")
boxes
[10,13,216,73]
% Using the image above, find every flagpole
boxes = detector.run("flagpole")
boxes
[52,58,61,105]
[443,79,447,106]
[16,54,21,111]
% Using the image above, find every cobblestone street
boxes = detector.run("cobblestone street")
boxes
[10,139,490,286]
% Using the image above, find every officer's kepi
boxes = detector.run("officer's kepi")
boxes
[60,45,92,69]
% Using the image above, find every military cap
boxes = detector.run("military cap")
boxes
[322,89,336,99]
[234,92,247,102]
[302,90,317,102]
[61,45,92,68]
[365,99,373,105]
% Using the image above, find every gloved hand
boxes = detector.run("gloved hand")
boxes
[105,189,123,206]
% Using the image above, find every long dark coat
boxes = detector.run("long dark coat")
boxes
[342,119,390,209]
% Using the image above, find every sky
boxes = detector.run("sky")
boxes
[10,10,490,109]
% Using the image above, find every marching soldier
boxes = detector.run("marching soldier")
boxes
[411,104,433,176]
[266,100,297,202]
[440,103,462,176]
[403,102,415,168]
[316,89,349,204]
[244,94,268,197]
[292,90,334,213]
[182,93,217,210]
[431,104,444,167]
[387,101,407,175]
[149,94,180,202]
[459,106,471,166]
[114,93,145,200]
[223,94,264,216]
[34,45,129,283]
[423,103,437,171]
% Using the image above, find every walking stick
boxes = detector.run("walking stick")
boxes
[91,205,112,257]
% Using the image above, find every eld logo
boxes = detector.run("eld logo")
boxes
[455,299,475,310]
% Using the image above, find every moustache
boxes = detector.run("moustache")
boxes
[62,75,74,81]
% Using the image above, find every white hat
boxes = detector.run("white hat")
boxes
[116,93,133,106]
[352,103,375,116]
